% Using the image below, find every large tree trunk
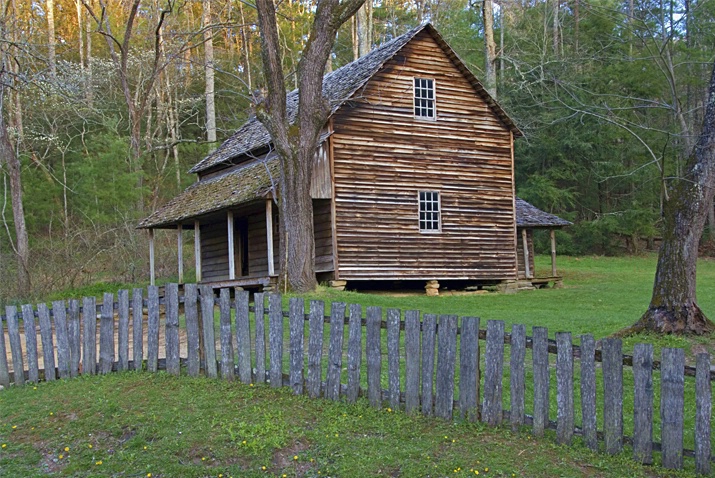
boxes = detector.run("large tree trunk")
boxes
[46,0,57,77]
[203,0,217,146]
[255,0,366,292]
[630,61,715,335]
[482,0,497,98]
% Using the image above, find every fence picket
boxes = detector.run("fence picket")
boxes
[556,332,573,445]
[580,334,597,450]
[269,293,283,388]
[200,285,217,378]
[165,284,180,376]
[254,293,267,384]
[99,293,115,375]
[532,326,549,436]
[0,318,8,387]
[21,304,39,383]
[235,290,252,384]
[661,348,685,469]
[184,284,200,377]
[81,297,96,376]
[603,338,623,455]
[289,297,304,394]
[39,303,56,381]
[483,320,505,426]
[6,306,25,386]
[219,288,234,380]
[695,353,711,475]
[147,287,160,373]
[633,343,653,465]
[366,306,382,408]
[404,310,420,414]
[52,301,71,379]
[117,290,129,371]
[307,300,324,398]
[132,288,144,371]
[510,324,526,429]
[326,302,346,401]
[435,315,457,420]
[459,316,479,421]
[68,300,80,378]
[346,304,362,403]
[421,314,437,416]
[387,308,401,409]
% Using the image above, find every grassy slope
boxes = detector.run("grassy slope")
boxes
[0,373,696,478]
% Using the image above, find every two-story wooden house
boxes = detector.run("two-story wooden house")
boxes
[138,23,570,292]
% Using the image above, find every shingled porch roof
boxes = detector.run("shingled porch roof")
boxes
[515,198,572,228]
[188,23,522,176]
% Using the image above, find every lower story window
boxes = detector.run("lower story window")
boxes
[419,191,441,232]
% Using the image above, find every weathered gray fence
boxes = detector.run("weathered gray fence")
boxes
[0,284,712,474]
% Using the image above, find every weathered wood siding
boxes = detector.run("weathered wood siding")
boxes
[516,228,535,279]
[314,199,334,272]
[200,221,233,282]
[331,30,517,280]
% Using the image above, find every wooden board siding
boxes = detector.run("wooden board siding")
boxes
[516,228,535,280]
[200,221,232,282]
[331,31,517,280]
[314,199,334,272]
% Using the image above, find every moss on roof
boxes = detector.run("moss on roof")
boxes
[138,159,279,229]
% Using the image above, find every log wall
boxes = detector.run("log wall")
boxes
[332,30,517,280]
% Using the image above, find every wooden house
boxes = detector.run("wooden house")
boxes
[138,23,570,292]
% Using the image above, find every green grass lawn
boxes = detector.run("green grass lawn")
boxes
[0,373,697,477]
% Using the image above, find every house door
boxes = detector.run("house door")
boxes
[235,219,249,277]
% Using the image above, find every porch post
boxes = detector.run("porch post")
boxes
[177,223,184,283]
[194,220,202,282]
[149,228,155,286]
[266,199,275,276]
[227,210,236,280]
[521,228,531,279]
[550,229,557,277]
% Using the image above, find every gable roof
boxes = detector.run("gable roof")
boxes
[515,198,572,228]
[189,23,521,175]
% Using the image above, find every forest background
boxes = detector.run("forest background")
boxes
[0,0,713,301]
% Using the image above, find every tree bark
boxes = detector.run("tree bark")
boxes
[46,0,57,77]
[630,61,715,335]
[483,0,497,98]
[356,1,372,58]
[255,0,366,292]
[203,0,217,147]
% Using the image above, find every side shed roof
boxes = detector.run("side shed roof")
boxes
[515,198,572,228]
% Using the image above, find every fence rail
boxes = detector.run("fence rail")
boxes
[0,284,712,475]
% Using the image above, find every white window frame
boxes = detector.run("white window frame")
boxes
[413,77,436,120]
[418,191,441,233]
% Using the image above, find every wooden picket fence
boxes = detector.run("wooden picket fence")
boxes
[0,283,712,474]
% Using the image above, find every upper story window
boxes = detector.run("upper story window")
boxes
[419,191,441,232]
[414,78,435,119]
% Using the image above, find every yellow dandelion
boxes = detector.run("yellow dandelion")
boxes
[444,436,448,439]
[64,447,70,452]
[250,383,254,387]
[143,446,147,450]
[334,433,338,437]
[95,460,102,465]
[88,444,93,449]
[1,444,6,449]
[261,466,266,470]
[475,472,479,475]
[310,458,314,462]
[283,475,287,478]
[293,455,298,460]
[31,427,35,430]
[147,474,152,478]
[59,455,64,459]
[12,425,17,429]
[452,439,456,443]
[49,412,54,416]
[242,440,247,445]
[202,457,207,461]
[387,408,392,412]
[33,386,37,390]
[484,468,489,472]
[219,474,223,477]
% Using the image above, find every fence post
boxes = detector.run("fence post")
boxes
[132,288,144,371]
[235,290,252,384]
[346,304,362,403]
[459,316,480,422]
[632,343,653,464]
[603,338,623,455]
[366,306,382,408]
[404,310,421,414]
[289,297,304,394]
[510,324,526,429]
[147,286,160,373]
[482,320,505,426]
[254,293,267,384]
[184,284,200,377]
[268,293,283,388]
[532,326,549,436]
[421,314,437,416]
[99,293,115,375]
[661,348,685,469]
[435,315,458,420]
[67,300,81,378]
[387,308,401,409]
[200,285,218,378]
[0,318,8,388]
[6,306,25,386]
[39,303,57,381]
[307,300,325,398]
[695,353,711,475]
[117,290,130,372]
[326,302,347,401]
[219,288,235,381]
[580,334,597,450]
[81,297,96,376]
[21,304,39,383]
[165,284,180,376]
[556,332,573,445]
[52,301,71,379]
